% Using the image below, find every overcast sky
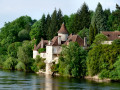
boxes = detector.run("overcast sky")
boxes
[0,0,119,28]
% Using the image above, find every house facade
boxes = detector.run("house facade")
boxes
[101,31,120,44]
[33,24,87,74]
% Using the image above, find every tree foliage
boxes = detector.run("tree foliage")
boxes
[17,41,33,71]
[58,42,87,77]
[91,3,107,33]
[87,44,120,76]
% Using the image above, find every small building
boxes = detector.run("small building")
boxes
[33,23,87,74]
[101,31,120,44]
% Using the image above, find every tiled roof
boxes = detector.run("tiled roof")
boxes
[101,31,120,40]
[64,34,84,46]
[34,40,48,50]
[57,23,68,34]
[51,36,59,46]
[48,36,66,46]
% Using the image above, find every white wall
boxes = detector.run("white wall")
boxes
[40,53,46,58]
[46,46,53,63]
[46,63,52,74]
[102,41,113,44]
[33,50,39,59]
[53,46,62,54]
[58,33,68,41]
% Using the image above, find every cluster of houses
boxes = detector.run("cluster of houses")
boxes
[33,23,120,74]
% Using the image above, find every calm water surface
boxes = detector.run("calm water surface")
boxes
[0,70,120,90]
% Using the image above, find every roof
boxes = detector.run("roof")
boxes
[34,40,48,50]
[101,31,120,40]
[57,23,68,34]
[64,34,84,46]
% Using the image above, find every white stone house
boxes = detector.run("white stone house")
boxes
[101,31,120,44]
[33,24,87,74]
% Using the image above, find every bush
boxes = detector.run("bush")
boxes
[31,55,45,72]
[3,57,18,70]
[15,61,26,71]
[99,69,110,79]
[0,55,8,68]
[109,56,120,80]
[112,39,120,45]
[38,48,46,53]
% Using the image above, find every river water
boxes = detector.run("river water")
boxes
[0,70,120,90]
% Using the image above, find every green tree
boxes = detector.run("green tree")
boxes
[46,14,51,39]
[57,9,63,29]
[3,57,18,70]
[89,24,94,45]
[18,29,30,41]
[92,33,107,46]
[87,44,120,76]
[7,42,22,58]
[17,41,33,71]
[112,39,120,45]
[91,2,107,33]
[77,2,91,30]
[58,42,87,77]
[48,9,58,40]
[78,28,89,39]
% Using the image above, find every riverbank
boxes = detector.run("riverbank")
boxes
[85,75,111,82]
[36,70,111,83]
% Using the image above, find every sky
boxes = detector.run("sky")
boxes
[0,0,119,28]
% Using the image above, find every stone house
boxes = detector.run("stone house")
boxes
[101,31,120,44]
[33,23,87,74]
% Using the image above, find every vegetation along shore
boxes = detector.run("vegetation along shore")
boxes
[0,2,120,81]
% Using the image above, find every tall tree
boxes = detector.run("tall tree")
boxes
[78,2,91,29]
[91,2,107,33]
[46,14,51,40]
[39,14,46,39]
[112,4,120,31]
[73,2,91,33]
[48,9,58,40]
[89,24,94,45]
[30,14,46,43]
[57,9,63,29]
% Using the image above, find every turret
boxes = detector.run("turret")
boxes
[57,23,68,41]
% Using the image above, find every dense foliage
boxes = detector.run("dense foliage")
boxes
[58,42,87,77]
[0,2,120,80]
[87,44,120,77]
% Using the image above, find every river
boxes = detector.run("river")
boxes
[0,70,120,90]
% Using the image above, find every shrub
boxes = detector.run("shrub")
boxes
[3,57,18,70]
[15,61,26,71]
[99,69,110,79]
[31,55,45,72]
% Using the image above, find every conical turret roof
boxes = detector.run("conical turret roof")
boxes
[58,23,68,34]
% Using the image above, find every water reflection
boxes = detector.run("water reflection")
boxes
[0,70,120,90]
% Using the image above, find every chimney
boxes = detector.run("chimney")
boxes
[34,44,36,50]
[49,40,51,45]
[84,37,87,47]
[41,38,44,48]
[58,36,61,45]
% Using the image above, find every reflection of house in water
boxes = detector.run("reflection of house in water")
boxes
[101,31,120,44]
[44,75,58,90]
[33,23,87,74]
